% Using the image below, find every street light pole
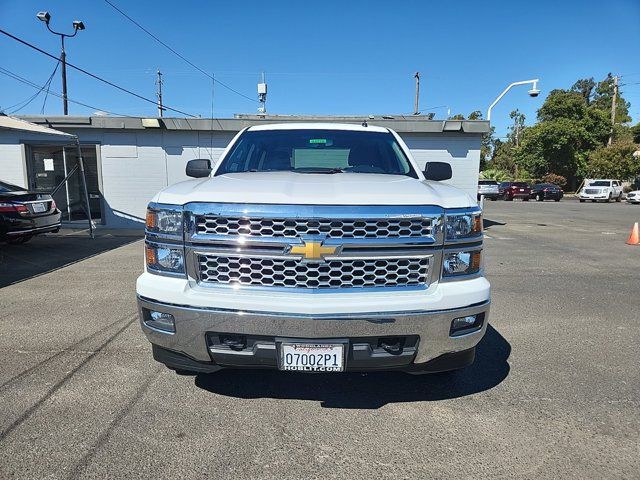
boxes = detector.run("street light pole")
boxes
[487,79,540,121]
[36,12,85,115]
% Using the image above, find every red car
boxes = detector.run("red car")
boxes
[499,182,531,201]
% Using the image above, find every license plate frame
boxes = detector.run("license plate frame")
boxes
[32,202,47,213]
[277,339,347,372]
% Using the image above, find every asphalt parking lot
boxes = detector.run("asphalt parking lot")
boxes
[0,198,638,479]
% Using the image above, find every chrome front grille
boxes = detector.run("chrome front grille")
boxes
[186,204,444,292]
[197,254,430,289]
[195,216,432,239]
[585,189,600,194]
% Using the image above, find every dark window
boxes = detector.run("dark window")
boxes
[590,181,611,186]
[512,182,529,187]
[479,180,498,185]
[216,129,417,178]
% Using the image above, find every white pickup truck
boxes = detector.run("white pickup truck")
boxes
[137,123,490,374]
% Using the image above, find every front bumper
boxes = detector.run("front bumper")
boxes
[137,295,490,372]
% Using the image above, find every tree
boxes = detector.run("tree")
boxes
[508,109,526,146]
[632,123,640,144]
[592,73,631,124]
[587,143,640,180]
[571,78,596,104]
[449,113,465,120]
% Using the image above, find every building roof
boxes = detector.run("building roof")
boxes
[0,114,75,137]
[16,114,491,134]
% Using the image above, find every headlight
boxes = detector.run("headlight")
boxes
[444,210,482,242]
[145,243,185,275]
[443,250,482,277]
[146,206,183,236]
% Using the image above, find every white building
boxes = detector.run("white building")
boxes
[0,114,489,228]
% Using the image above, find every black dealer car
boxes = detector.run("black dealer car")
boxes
[530,183,564,202]
[0,180,61,244]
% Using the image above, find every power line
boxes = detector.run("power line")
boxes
[2,61,59,114]
[0,28,198,117]
[103,0,257,103]
[0,66,135,117]
[41,61,61,113]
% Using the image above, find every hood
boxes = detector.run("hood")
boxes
[155,172,475,209]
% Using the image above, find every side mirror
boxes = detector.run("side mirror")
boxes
[186,159,212,178]
[423,161,452,181]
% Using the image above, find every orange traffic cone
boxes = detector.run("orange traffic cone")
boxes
[627,222,640,245]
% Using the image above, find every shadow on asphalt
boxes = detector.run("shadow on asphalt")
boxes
[195,325,511,409]
[0,232,142,288]
[483,218,506,230]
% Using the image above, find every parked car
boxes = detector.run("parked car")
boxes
[578,179,623,203]
[137,124,490,375]
[626,190,640,204]
[477,180,500,200]
[0,180,61,244]
[530,183,564,202]
[499,181,531,201]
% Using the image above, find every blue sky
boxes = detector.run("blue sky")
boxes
[1,0,639,137]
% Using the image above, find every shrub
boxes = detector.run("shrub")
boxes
[541,173,567,187]
[480,168,512,182]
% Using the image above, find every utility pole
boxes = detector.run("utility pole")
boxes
[608,75,619,146]
[413,72,420,115]
[156,69,165,117]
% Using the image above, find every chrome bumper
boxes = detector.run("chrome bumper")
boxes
[137,296,490,367]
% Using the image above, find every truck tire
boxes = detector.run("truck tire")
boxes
[606,193,612,203]
[536,194,544,201]
[580,199,585,203]
[616,194,622,202]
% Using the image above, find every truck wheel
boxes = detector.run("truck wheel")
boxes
[606,194,612,203]
[554,198,560,202]
[536,194,544,201]
[579,199,585,203]
[616,194,622,202]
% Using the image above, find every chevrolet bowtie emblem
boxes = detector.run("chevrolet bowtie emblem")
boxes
[289,240,338,260]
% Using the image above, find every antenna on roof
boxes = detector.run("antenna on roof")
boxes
[257,71,267,115]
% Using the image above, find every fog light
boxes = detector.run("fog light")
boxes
[144,310,175,333]
[450,313,484,336]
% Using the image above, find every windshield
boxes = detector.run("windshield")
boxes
[513,182,529,187]
[590,181,611,186]
[216,129,417,177]
[479,180,498,185]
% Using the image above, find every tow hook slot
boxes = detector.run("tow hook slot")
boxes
[220,335,247,351]
[378,337,404,355]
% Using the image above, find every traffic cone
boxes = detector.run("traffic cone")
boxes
[627,222,640,245]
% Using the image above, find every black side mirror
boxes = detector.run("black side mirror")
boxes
[423,161,452,181]
[186,159,212,178]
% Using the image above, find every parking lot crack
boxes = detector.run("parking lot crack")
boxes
[0,315,137,442]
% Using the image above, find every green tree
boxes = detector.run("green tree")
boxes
[592,73,631,124]
[631,123,640,144]
[587,143,640,180]
[571,78,596,104]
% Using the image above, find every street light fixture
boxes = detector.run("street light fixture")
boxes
[487,79,540,121]
[36,11,86,115]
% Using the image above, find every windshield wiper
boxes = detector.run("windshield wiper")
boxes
[293,168,345,174]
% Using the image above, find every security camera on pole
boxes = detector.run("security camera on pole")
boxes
[36,11,86,115]
[486,79,540,121]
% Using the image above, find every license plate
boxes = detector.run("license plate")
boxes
[280,343,344,372]
[519,189,525,192]
[32,202,47,213]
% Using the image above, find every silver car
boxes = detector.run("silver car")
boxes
[477,180,500,200]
